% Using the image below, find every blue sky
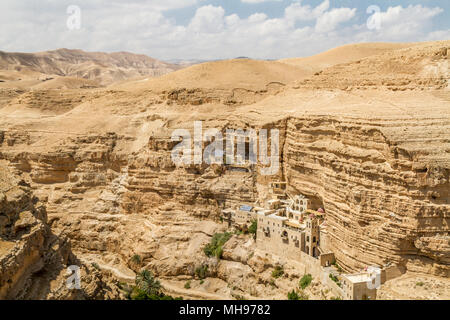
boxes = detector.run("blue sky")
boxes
[167,0,450,28]
[0,0,449,60]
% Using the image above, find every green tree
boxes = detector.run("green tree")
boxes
[288,290,300,300]
[135,270,161,296]
[204,232,232,258]
[248,220,257,239]
[129,270,182,300]
[299,274,312,289]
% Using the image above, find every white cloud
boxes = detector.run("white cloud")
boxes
[315,8,357,33]
[0,1,447,60]
[355,5,445,42]
[189,5,225,33]
[285,0,330,23]
[426,29,450,41]
[375,5,443,39]
[248,13,269,23]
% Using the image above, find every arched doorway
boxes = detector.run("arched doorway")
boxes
[281,230,289,242]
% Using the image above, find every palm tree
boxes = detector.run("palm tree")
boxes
[135,270,161,296]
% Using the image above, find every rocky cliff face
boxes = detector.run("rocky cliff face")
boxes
[0,110,447,281]
[283,116,449,275]
[0,163,122,299]
[0,164,49,299]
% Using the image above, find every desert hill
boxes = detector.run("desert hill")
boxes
[113,41,447,107]
[113,58,316,106]
[118,58,312,91]
[0,49,180,86]
[279,42,414,73]
[119,43,416,93]
[296,40,449,91]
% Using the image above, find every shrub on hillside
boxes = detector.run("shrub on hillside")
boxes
[299,274,312,289]
[204,232,232,258]
[271,265,284,279]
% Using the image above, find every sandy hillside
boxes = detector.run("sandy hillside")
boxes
[295,40,450,91]
[116,42,428,93]
[279,42,415,73]
[114,58,313,92]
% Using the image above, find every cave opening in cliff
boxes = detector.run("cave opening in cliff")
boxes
[307,194,325,212]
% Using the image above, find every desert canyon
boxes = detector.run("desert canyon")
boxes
[0,41,449,300]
